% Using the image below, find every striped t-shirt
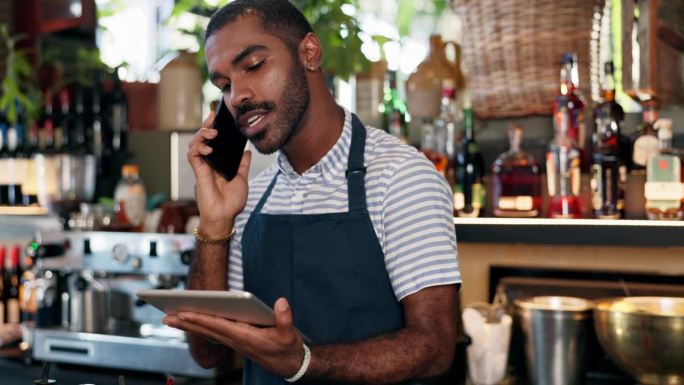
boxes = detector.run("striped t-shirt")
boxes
[228,109,460,300]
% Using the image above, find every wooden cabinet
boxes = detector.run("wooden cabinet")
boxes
[13,0,96,57]
[621,0,684,103]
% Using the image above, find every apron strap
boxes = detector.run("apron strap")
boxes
[253,171,279,214]
[254,113,368,215]
[347,114,367,212]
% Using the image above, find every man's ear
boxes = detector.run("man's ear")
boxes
[298,32,322,72]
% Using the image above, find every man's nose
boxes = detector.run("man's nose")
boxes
[228,81,253,109]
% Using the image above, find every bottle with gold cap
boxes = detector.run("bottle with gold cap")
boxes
[114,164,147,232]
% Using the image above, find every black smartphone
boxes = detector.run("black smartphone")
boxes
[203,100,248,181]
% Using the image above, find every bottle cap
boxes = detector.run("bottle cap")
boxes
[655,119,673,139]
[121,164,140,178]
[561,52,576,65]
[604,61,614,74]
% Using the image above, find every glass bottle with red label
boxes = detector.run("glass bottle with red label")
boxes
[547,102,582,218]
[492,125,541,217]
[553,53,587,161]
[645,119,683,220]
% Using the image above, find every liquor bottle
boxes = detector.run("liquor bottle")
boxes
[553,53,586,152]
[90,73,104,165]
[591,62,626,219]
[624,99,660,219]
[379,70,408,142]
[0,115,10,206]
[23,116,40,206]
[420,118,448,177]
[3,245,22,324]
[630,99,660,171]
[434,80,460,163]
[5,121,24,206]
[0,246,5,325]
[114,164,147,232]
[547,103,582,218]
[644,120,684,220]
[492,125,541,217]
[109,72,128,153]
[54,87,71,155]
[35,90,59,207]
[70,87,87,156]
[454,108,486,217]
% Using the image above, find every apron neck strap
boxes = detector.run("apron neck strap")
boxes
[346,114,367,212]
[252,113,368,214]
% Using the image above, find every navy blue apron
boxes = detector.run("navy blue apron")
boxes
[241,114,406,384]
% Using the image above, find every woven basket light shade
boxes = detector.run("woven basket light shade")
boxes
[453,0,602,118]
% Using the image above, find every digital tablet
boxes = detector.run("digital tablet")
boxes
[136,289,275,327]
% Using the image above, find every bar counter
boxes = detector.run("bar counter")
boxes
[454,218,684,306]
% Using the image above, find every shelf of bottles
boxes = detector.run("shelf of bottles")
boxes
[386,44,684,228]
[0,70,130,221]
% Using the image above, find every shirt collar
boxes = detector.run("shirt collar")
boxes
[276,108,353,181]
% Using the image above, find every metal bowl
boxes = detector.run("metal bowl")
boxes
[593,297,684,385]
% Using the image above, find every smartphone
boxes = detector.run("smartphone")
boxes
[203,100,248,181]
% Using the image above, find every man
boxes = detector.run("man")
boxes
[166,0,462,383]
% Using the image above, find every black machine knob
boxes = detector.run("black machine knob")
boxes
[83,239,92,255]
[180,250,194,265]
[149,241,158,257]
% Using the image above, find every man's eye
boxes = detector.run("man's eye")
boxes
[247,61,264,72]
[221,83,232,93]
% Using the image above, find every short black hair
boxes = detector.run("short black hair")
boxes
[205,0,314,53]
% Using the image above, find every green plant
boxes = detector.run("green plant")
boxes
[168,0,368,81]
[291,0,367,80]
[0,24,38,124]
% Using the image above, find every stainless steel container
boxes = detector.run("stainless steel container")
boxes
[514,296,593,385]
[67,271,110,333]
[594,297,684,385]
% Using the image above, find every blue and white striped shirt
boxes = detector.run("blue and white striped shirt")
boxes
[228,109,460,300]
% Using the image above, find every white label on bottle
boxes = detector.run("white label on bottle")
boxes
[644,182,684,201]
[454,192,464,211]
[498,196,534,211]
[121,195,146,227]
[633,136,660,166]
[546,156,556,197]
[7,298,19,324]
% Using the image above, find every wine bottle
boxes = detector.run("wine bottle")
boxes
[591,62,626,219]
[453,108,486,217]
[3,245,22,324]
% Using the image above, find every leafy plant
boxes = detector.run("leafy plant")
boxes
[167,0,368,81]
[0,24,38,124]
[41,39,110,91]
[291,0,368,80]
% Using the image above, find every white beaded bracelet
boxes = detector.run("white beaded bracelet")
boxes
[285,343,311,383]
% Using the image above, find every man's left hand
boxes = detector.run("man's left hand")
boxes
[163,297,305,378]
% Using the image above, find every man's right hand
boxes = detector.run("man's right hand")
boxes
[187,111,252,237]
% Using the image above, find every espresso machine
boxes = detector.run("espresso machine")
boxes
[19,224,216,378]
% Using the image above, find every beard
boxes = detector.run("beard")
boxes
[239,62,310,155]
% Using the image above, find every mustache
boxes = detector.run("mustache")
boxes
[235,101,276,123]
